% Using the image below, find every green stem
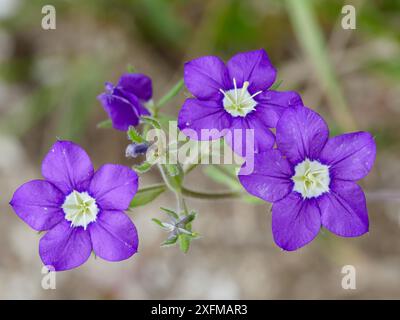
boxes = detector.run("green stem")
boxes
[140,182,243,200]
[181,186,242,200]
[286,0,356,131]
[136,183,166,194]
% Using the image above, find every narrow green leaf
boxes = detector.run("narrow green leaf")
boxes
[161,235,178,247]
[203,165,242,191]
[157,79,184,108]
[127,126,145,143]
[270,79,283,90]
[130,184,166,208]
[185,211,197,224]
[97,119,112,129]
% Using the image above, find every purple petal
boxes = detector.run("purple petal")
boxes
[184,56,230,100]
[254,90,303,128]
[272,192,321,251]
[224,115,275,157]
[89,210,138,261]
[39,221,92,271]
[319,132,376,181]
[178,98,231,140]
[113,88,151,116]
[319,180,368,237]
[10,180,65,231]
[97,93,140,131]
[226,49,277,93]
[276,106,329,164]
[89,164,138,211]
[42,141,94,194]
[238,149,294,202]
[117,73,152,102]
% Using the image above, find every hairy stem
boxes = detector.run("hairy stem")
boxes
[137,183,243,200]
[181,186,243,200]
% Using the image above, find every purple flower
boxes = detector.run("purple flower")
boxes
[98,73,152,131]
[239,106,376,251]
[178,49,303,156]
[10,141,139,271]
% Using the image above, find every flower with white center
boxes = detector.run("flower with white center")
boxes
[10,140,139,271]
[239,106,376,251]
[219,79,262,117]
[178,49,304,156]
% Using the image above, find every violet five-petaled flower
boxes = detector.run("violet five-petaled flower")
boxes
[178,49,303,156]
[10,141,139,271]
[239,106,376,251]
[98,73,152,131]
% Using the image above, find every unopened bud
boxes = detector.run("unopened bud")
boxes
[125,143,149,158]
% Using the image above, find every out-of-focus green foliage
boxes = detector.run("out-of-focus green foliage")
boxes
[1,0,400,163]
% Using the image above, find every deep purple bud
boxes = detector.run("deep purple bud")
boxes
[126,143,149,158]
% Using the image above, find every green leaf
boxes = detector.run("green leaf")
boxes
[157,79,184,108]
[160,207,179,220]
[270,79,283,90]
[178,234,190,253]
[97,119,112,129]
[133,161,153,174]
[127,126,145,143]
[130,184,166,208]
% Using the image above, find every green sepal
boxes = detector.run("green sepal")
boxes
[160,207,179,220]
[161,235,179,247]
[178,234,190,253]
[97,119,112,129]
[133,161,153,174]
[151,218,164,228]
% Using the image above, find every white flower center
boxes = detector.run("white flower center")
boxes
[292,159,330,199]
[220,79,261,117]
[62,190,99,229]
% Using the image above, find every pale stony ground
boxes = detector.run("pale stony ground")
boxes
[1,2,400,299]
[1,133,400,299]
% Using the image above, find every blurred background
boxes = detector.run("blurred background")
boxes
[1,0,400,299]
